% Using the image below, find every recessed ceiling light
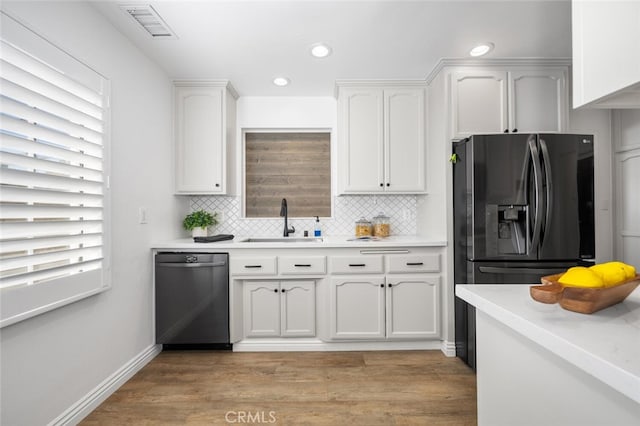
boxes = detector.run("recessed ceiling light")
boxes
[310,43,332,58]
[273,77,290,87]
[469,42,494,57]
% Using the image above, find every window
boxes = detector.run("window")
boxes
[0,12,110,327]
[244,131,331,218]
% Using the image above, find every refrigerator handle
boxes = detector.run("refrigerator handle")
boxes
[478,266,568,275]
[528,137,544,254]
[539,138,553,243]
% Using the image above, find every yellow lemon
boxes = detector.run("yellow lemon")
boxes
[590,262,630,287]
[606,261,636,279]
[558,266,604,288]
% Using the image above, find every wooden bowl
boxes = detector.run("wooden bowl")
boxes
[530,273,640,314]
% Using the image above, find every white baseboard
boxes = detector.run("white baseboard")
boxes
[49,344,162,426]
[441,340,457,357]
[233,338,443,352]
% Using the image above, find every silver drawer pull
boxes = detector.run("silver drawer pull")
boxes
[244,265,262,268]
[360,249,410,254]
[348,263,366,267]
[406,262,424,266]
[294,264,312,267]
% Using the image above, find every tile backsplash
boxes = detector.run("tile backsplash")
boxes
[190,195,417,236]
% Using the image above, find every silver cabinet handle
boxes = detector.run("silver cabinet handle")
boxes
[359,249,410,254]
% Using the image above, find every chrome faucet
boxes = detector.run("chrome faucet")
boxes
[280,198,295,237]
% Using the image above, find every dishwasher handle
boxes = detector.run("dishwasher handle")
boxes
[156,261,227,268]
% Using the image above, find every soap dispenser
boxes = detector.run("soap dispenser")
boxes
[314,216,322,237]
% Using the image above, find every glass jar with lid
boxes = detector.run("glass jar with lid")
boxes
[373,212,390,237]
[355,217,373,237]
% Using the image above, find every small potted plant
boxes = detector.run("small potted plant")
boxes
[183,210,218,237]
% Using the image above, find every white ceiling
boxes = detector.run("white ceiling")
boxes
[93,0,573,96]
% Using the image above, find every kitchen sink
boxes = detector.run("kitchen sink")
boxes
[241,237,324,243]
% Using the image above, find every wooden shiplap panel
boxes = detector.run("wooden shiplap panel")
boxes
[245,133,331,217]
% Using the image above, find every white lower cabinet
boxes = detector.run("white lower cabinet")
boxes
[329,274,440,340]
[232,248,444,346]
[243,281,315,338]
[330,276,386,339]
[386,275,440,339]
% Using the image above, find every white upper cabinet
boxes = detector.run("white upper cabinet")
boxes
[338,88,385,193]
[174,80,237,194]
[508,69,567,134]
[572,0,640,108]
[385,89,427,192]
[337,82,427,194]
[450,67,567,138]
[451,70,508,137]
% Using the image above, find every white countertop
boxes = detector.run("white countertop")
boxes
[152,235,447,250]
[456,284,640,403]
[456,284,640,404]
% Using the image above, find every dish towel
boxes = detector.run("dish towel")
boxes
[193,234,235,243]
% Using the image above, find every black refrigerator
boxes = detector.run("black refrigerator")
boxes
[453,133,595,370]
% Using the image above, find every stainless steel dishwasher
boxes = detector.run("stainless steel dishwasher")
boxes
[155,252,230,349]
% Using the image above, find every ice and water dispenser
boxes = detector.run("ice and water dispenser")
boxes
[485,204,529,257]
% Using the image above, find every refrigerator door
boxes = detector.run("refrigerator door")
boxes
[537,134,595,260]
[463,134,539,261]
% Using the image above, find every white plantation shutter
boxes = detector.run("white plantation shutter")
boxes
[0,12,110,327]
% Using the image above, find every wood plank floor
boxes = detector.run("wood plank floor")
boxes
[82,350,477,425]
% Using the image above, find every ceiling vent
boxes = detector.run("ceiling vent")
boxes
[119,4,177,39]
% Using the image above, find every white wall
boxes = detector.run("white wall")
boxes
[0,2,186,424]
[237,96,337,129]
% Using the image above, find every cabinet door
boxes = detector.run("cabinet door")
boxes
[280,281,315,337]
[451,71,508,138]
[175,86,224,193]
[572,0,640,107]
[243,282,280,337]
[339,88,385,193]
[509,69,567,133]
[385,88,426,192]
[329,276,385,339]
[385,275,440,339]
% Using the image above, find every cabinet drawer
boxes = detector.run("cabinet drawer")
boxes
[386,254,440,273]
[330,256,384,274]
[230,256,277,275]
[278,256,326,275]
